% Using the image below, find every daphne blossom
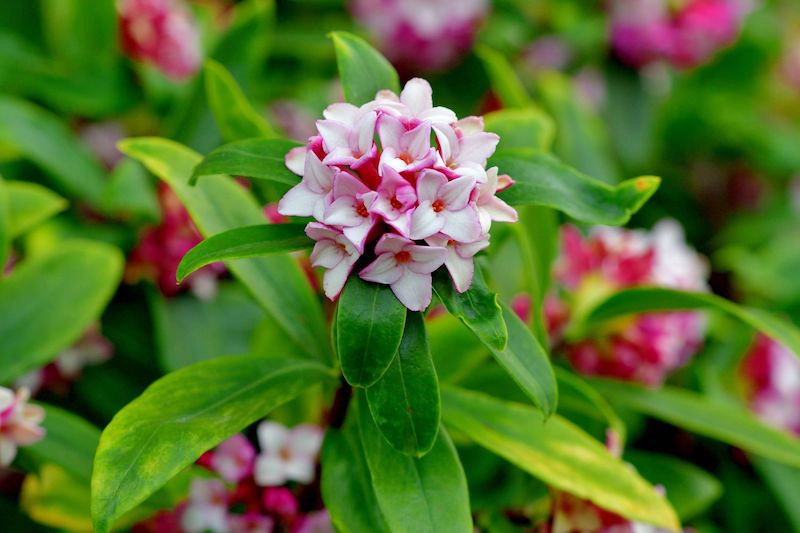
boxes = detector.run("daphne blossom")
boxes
[279,78,517,310]
[544,220,708,386]
[254,422,324,487]
[0,387,45,467]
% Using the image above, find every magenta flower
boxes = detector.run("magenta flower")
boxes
[262,486,299,517]
[118,0,202,80]
[0,387,45,466]
[254,422,324,487]
[360,234,446,311]
[277,78,517,307]
[210,433,256,484]
[351,0,489,73]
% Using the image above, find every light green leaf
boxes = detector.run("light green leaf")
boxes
[580,287,800,358]
[119,137,332,364]
[0,96,107,207]
[358,393,472,533]
[330,32,400,106]
[190,137,302,186]
[0,176,8,269]
[555,367,625,445]
[100,159,160,222]
[204,60,277,142]
[177,223,310,282]
[336,277,407,387]
[484,108,555,152]
[441,386,680,531]
[428,313,490,384]
[321,422,390,533]
[492,149,659,225]
[366,311,440,456]
[475,45,532,109]
[0,240,123,382]
[6,180,68,238]
[590,379,800,468]
[91,355,336,533]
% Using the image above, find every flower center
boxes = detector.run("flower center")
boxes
[279,447,292,461]
[355,201,369,218]
[395,251,412,264]
[390,195,403,210]
[399,153,414,164]
[432,199,445,213]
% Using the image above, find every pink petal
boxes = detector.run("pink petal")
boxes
[304,153,334,193]
[285,147,307,175]
[433,124,458,163]
[323,258,356,300]
[418,106,458,125]
[360,254,403,285]
[403,122,433,159]
[400,78,433,114]
[458,132,500,164]
[325,197,362,227]
[316,120,350,153]
[305,221,338,242]
[342,218,375,252]
[377,114,405,151]
[332,172,370,199]
[457,116,485,134]
[407,245,447,275]
[444,248,475,293]
[356,111,378,154]
[310,241,345,269]
[374,233,410,254]
[482,197,519,223]
[323,102,359,122]
[439,176,476,211]
[390,271,433,311]
[441,206,482,243]
[278,183,318,218]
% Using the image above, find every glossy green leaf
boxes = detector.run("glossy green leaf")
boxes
[492,149,659,225]
[330,31,400,106]
[321,423,390,533]
[0,96,107,206]
[204,59,277,142]
[0,240,123,382]
[190,137,302,186]
[484,108,555,152]
[7,180,68,237]
[358,393,472,533]
[580,287,800,358]
[590,379,800,468]
[119,137,331,364]
[366,311,440,456]
[475,45,532,109]
[91,355,336,533]
[625,451,722,521]
[336,277,407,387]
[433,268,507,352]
[177,223,310,282]
[441,386,680,531]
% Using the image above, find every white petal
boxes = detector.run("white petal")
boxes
[304,152,334,193]
[444,249,474,293]
[285,147,307,175]
[305,222,339,242]
[378,114,405,151]
[391,271,433,311]
[283,456,316,484]
[288,425,324,458]
[323,102,359,123]
[433,124,458,163]
[457,132,500,164]
[323,258,356,300]
[356,111,378,154]
[418,106,458,125]
[374,233,410,254]
[360,254,403,285]
[324,197,361,227]
[407,245,447,275]
[311,241,344,269]
[342,218,375,252]
[254,453,287,487]
[403,122,432,159]
[278,183,317,217]
[400,78,433,114]
[316,119,350,152]
[441,206,482,243]
[416,170,447,203]
[410,202,445,240]
[439,176,476,210]
[257,421,289,451]
[0,438,16,467]
[456,116,484,134]
[332,172,370,198]
[482,197,519,223]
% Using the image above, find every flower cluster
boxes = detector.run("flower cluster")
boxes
[740,335,800,436]
[350,0,489,73]
[0,387,45,467]
[543,220,708,386]
[279,78,517,311]
[127,183,226,299]
[609,0,749,69]
[16,324,113,395]
[134,422,327,533]
[542,491,674,533]
[118,0,202,80]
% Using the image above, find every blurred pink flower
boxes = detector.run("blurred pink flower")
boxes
[228,512,275,533]
[0,387,45,467]
[293,510,334,533]
[254,422,323,487]
[209,433,257,483]
[118,0,202,79]
[262,486,299,517]
[181,479,229,533]
[351,0,489,73]
[543,491,674,533]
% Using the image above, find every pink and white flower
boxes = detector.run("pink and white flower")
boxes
[181,479,229,533]
[209,433,257,484]
[228,513,275,533]
[278,78,517,307]
[0,387,45,466]
[254,422,324,487]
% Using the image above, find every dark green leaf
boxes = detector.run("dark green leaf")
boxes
[190,137,302,186]
[6,180,68,237]
[590,379,800,468]
[366,312,440,456]
[119,138,332,364]
[177,223,310,282]
[433,268,508,352]
[358,393,472,533]
[752,458,800,531]
[330,32,400,106]
[204,59,277,142]
[0,240,123,382]
[441,386,679,531]
[336,277,407,387]
[484,108,555,152]
[492,149,659,225]
[91,355,336,533]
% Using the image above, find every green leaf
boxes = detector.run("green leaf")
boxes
[358,393,473,533]
[0,176,8,269]
[91,355,336,533]
[119,137,332,364]
[366,311,441,456]
[555,367,625,445]
[7,180,68,237]
[484,108,555,152]
[330,31,400,106]
[752,458,800,531]
[190,137,302,186]
[321,423,390,533]
[580,287,800,358]
[204,59,277,142]
[492,149,659,225]
[475,45,532,109]
[0,96,107,207]
[428,313,490,384]
[625,451,722,522]
[100,158,160,222]
[590,379,800,468]
[433,268,507,352]
[177,223,310,282]
[336,277,407,387]
[441,386,680,531]
[0,240,123,382]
